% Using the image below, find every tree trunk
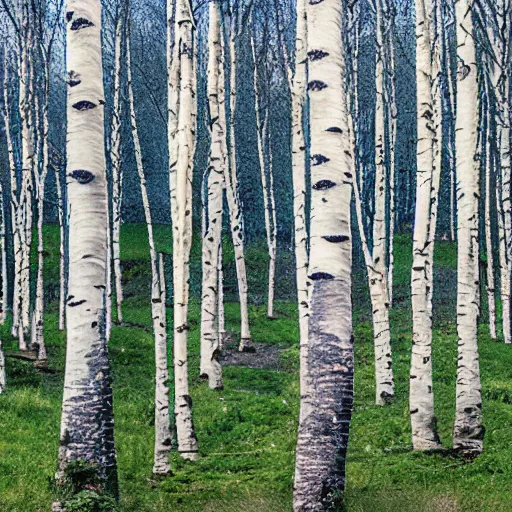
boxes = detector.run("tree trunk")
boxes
[452,0,483,455]
[126,21,172,474]
[291,0,309,418]
[111,4,124,326]
[56,2,118,498]
[170,0,199,461]
[0,181,7,326]
[293,0,354,508]
[225,10,252,351]
[200,0,225,390]
[372,0,394,406]
[409,0,442,451]
[55,167,67,331]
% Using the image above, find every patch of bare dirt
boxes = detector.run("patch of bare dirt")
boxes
[220,333,286,371]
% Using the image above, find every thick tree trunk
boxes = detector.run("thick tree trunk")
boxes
[217,242,226,346]
[57,2,118,498]
[170,0,199,461]
[410,0,442,451]
[452,0,483,455]
[293,0,354,508]
[200,0,225,390]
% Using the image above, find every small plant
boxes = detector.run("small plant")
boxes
[62,490,116,512]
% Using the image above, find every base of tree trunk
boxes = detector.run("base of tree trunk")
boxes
[179,451,200,461]
[238,338,255,353]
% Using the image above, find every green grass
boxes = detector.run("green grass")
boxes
[1,225,512,511]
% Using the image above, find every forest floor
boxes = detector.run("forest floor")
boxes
[1,225,512,511]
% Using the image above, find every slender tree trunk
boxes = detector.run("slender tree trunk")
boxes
[200,0,225,390]
[55,167,67,331]
[126,22,172,474]
[0,336,5,394]
[291,0,309,422]
[56,2,118,499]
[33,59,51,361]
[371,0,394,405]
[251,32,277,320]
[217,241,226,346]
[225,10,252,351]
[0,181,7,325]
[409,0,442,451]
[293,0,354,508]
[111,4,124,325]
[483,82,497,339]
[170,0,199,461]
[494,1,512,344]
[452,0,483,455]
[3,58,25,349]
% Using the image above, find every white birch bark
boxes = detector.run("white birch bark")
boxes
[483,81,496,339]
[371,0,394,405]
[169,0,199,461]
[0,337,5,394]
[55,167,67,331]
[492,1,512,344]
[111,5,124,325]
[217,241,226,346]
[409,0,442,451]
[225,10,252,350]
[57,1,118,496]
[200,0,225,390]
[291,0,310,422]
[33,58,51,361]
[19,2,34,340]
[0,181,7,326]
[126,26,172,474]
[453,0,483,454]
[293,0,354,507]
[250,32,277,320]
[3,57,26,349]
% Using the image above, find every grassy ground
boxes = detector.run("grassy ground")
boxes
[1,226,511,511]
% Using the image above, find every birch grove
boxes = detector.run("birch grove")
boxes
[1,0,512,508]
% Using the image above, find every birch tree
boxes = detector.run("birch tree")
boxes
[169,0,199,461]
[291,0,310,420]
[409,0,442,451]
[111,1,124,326]
[293,0,354,508]
[225,4,252,351]
[452,0,484,455]
[0,181,7,326]
[56,1,118,498]
[200,0,225,391]
[126,9,172,474]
